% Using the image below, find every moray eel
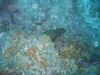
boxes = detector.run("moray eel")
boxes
[42,28,66,41]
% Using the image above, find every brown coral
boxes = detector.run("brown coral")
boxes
[4,47,14,57]
[27,46,36,56]
[1,71,7,75]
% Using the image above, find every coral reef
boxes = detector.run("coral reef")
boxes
[0,0,100,75]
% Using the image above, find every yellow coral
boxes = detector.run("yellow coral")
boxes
[59,45,74,58]
[27,46,36,56]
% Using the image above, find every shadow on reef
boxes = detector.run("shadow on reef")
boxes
[0,0,17,10]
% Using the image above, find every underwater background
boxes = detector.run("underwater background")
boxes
[0,0,100,75]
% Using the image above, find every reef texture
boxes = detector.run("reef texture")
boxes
[0,0,100,75]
